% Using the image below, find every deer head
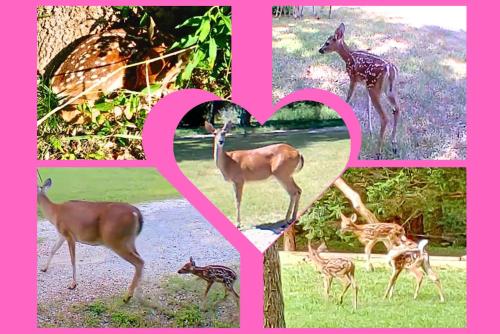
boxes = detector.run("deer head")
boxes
[177,257,196,274]
[205,121,233,147]
[37,178,52,196]
[319,23,346,54]
[340,212,357,232]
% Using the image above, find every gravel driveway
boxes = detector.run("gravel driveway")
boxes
[37,198,239,325]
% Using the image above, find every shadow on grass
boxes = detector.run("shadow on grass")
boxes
[273,8,466,160]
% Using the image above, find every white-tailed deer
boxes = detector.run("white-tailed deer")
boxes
[385,239,445,302]
[205,121,304,227]
[51,28,185,124]
[340,213,406,271]
[37,178,144,303]
[319,23,401,158]
[178,257,239,307]
[306,241,358,310]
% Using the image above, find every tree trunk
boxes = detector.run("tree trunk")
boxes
[37,6,119,76]
[264,243,286,328]
[239,110,252,127]
[333,177,380,224]
[283,225,296,251]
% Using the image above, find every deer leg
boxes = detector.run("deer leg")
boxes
[384,266,402,299]
[227,284,240,307]
[367,92,373,136]
[426,267,445,302]
[41,235,65,272]
[323,275,333,298]
[364,241,376,271]
[368,88,388,159]
[346,80,356,103]
[338,277,351,305]
[350,274,358,310]
[409,267,424,300]
[233,182,244,227]
[67,238,77,290]
[277,176,301,223]
[114,246,144,303]
[386,93,401,155]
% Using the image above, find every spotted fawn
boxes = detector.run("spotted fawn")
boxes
[340,212,407,271]
[306,241,358,310]
[385,239,445,302]
[319,23,401,158]
[50,28,186,123]
[178,257,239,306]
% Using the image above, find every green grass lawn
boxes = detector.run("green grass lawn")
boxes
[280,252,466,328]
[273,9,466,160]
[37,168,179,205]
[174,129,350,227]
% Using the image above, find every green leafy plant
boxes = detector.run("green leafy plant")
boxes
[172,6,231,97]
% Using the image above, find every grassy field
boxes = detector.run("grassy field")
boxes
[273,8,466,160]
[38,273,240,328]
[174,128,350,228]
[37,168,179,204]
[280,252,466,328]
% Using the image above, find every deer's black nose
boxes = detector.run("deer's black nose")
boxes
[319,48,324,54]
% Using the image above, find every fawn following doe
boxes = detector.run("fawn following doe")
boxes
[305,241,358,310]
[385,239,445,302]
[340,212,407,271]
[37,178,144,303]
[50,28,186,124]
[205,121,304,227]
[319,23,401,158]
[178,257,239,307]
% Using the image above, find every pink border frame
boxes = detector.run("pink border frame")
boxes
[4,0,496,332]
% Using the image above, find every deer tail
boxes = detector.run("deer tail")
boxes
[295,154,305,174]
[388,64,398,93]
[418,239,429,256]
[133,211,144,235]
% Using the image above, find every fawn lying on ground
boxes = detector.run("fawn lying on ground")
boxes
[305,241,358,310]
[340,213,407,271]
[178,257,239,307]
[385,239,445,302]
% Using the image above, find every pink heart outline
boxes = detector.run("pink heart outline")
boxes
[143,88,361,249]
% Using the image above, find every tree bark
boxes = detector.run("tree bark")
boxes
[283,225,296,251]
[264,243,286,328]
[333,177,380,224]
[37,6,119,76]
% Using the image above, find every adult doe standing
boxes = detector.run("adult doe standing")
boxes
[37,178,144,302]
[205,121,304,227]
[319,23,401,158]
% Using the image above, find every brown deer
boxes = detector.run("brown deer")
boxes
[205,121,304,227]
[306,241,358,310]
[37,178,144,303]
[178,257,239,307]
[319,23,401,158]
[385,239,445,302]
[50,28,186,124]
[340,213,407,271]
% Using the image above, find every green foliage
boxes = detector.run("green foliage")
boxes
[172,6,231,98]
[110,310,142,328]
[299,168,466,244]
[174,305,203,327]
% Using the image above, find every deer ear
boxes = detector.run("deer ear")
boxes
[43,178,52,189]
[350,213,357,222]
[318,242,328,253]
[223,121,233,132]
[189,257,195,265]
[204,121,216,134]
[335,23,345,39]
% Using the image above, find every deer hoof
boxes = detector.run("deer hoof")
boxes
[68,282,77,290]
[40,267,48,273]
[123,295,132,303]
